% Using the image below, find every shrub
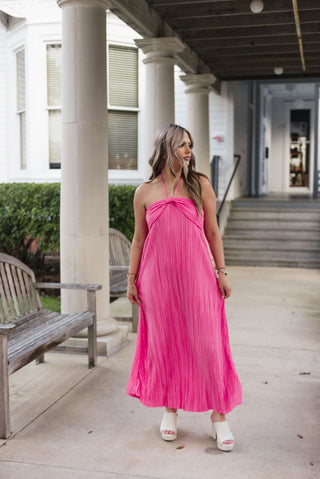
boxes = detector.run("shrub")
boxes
[0,183,60,269]
[0,182,137,270]
[109,184,136,241]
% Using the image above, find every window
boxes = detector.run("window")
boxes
[47,44,62,169]
[108,45,138,170]
[16,49,26,169]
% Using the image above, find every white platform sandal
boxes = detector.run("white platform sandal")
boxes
[212,421,234,452]
[160,411,178,441]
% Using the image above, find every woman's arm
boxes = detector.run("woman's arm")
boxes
[126,184,149,304]
[201,177,232,299]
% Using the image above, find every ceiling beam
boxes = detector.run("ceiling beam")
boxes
[154,0,320,19]
[110,0,212,74]
[188,32,320,49]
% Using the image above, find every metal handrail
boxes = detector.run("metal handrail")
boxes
[216,154,241,226]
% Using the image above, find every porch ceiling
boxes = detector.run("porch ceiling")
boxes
[114,0,320,81]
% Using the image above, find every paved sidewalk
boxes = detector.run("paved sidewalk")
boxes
[0,266,319,479]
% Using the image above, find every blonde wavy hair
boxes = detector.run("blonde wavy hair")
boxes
[148,124,206,214]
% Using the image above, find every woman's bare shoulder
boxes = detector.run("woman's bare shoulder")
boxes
[134,179,160,206]
[199,175,216,200]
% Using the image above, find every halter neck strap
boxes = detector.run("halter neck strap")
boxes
[160,174,168,199]
[174,176,182,197]
[160,174,182,199]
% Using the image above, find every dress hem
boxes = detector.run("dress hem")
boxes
[127,391,242,414]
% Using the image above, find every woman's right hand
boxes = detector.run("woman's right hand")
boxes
[127,283,141,304]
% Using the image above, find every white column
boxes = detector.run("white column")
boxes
[58,0,115,336]
[135,37,185,180]
[180,73,216,179]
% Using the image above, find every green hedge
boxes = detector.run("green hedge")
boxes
[0,182,136,270]
[109,184,136,241]
[0,183,60,269]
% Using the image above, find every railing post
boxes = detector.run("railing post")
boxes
[216,154,241,226]
[211,155,220,197]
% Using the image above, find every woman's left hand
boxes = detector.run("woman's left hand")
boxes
[218,274,232,299]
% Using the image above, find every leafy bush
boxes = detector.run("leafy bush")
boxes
[0,183,60,269]
[109,184,136,241]
[0,182,137,270]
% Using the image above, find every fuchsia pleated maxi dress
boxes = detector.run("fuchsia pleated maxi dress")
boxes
[127,176,242,413]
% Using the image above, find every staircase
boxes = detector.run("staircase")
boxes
[223,197,320,268]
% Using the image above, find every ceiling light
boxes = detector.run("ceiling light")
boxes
[274,67,283,75]
[250,1,264,13]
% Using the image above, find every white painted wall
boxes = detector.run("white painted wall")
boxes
[0,27,8,181]
[269,98,285,192]
[232,81,250,199]
[210,82,235,199]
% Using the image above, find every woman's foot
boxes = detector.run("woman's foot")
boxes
[160,408,178,441]
[211,412,234,452]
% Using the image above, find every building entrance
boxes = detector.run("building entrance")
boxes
[289,109,310,188]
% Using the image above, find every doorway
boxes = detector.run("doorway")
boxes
[289,109,310,188]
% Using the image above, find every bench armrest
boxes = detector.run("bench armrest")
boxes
[0,324,16,335]
[35,282,102,291]
[109,266,129,271]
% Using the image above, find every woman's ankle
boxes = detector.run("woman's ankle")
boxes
[211,411,226,422]
[165,407,177,413]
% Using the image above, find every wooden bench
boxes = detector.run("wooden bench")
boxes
[109,228,139,332]
[0,253,101,439]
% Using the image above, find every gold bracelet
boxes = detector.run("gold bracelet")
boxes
[127,272,137,278]
[217,266,226,271]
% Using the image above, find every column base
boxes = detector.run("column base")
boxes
[55,320,129,357]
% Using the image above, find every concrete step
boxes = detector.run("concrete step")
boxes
[224,247,320,260]
[232,199,320,210]
[226,218,320,229]
[230,209,320,220]
[225,255,320,268]
[224,228,319,239]
[223,238,320,250]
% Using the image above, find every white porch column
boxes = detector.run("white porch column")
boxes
[58,0,114,335]
[135,37,185,180]
[180,73,216,179]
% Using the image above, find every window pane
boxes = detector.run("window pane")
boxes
[109,45,138,108]
[108,111,137,170]
[16,49,25,111]
[47,44,62,107]
[49,110,61,168]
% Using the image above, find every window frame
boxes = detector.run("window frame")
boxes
[107,42,141,175]
[46,42,62,170]
[15,47,26,170]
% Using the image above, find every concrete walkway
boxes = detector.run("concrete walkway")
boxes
[0,266,319,479]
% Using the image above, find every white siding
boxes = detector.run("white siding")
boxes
[232,81,250,198]
[174,66,187,128]
[270,98,285,192]
[210,82,235,199]
[0,28,9,181]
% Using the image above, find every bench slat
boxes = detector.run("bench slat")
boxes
[0,263,15,320]
[10,265,25,316]
[8,312,78,352]
[5,263,20,318]
[16,268,29,314]
[8,312,92,359]
[8,312,93,375]
[7,310,58,345]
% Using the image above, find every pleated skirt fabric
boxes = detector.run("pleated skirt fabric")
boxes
[126,197,242,413]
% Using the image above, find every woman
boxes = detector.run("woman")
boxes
[126,124,242,452]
